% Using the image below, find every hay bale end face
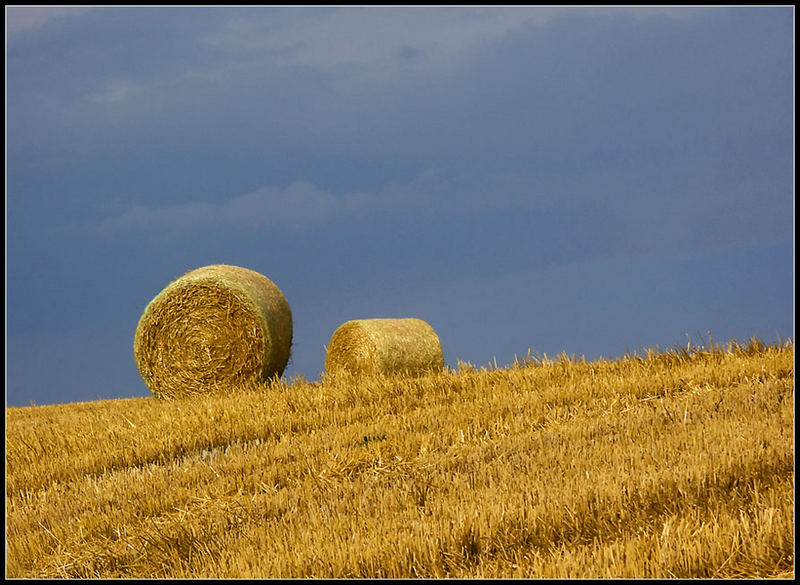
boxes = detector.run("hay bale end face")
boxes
[133,265,292,399]
[325,318,444,378]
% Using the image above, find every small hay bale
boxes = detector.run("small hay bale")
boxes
[325,318,444,378]
[133,264,292,399]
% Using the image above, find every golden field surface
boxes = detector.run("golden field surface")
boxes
[5,338,795,578]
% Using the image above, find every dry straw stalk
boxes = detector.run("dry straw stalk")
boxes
[325,318,444,378]
[133,264,292,399]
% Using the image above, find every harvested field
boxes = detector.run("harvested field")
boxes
[5,338,794,578]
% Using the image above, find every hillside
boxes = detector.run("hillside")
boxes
[5,338,794,578]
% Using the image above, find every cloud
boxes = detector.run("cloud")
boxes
[17,7,794,265]
[93,166,472,235]
[199,7,711,70]
[86,80,155,104]
[199,7,557,68]
[7,7,774,165]
[4,6,97,38]
[95,180,384,233]
[222,182,338,228]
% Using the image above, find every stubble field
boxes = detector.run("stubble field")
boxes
[5,337,794,578]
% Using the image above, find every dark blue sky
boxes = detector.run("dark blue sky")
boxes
[5,6,794,406]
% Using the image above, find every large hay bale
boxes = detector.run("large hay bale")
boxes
[133,264,292,399]
[325,318,444,378]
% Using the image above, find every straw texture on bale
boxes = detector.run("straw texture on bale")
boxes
[133,264,292,399]
[325,318,444,378]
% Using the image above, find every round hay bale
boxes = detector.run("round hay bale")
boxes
[325,318,444,378]
[133,264,292,399]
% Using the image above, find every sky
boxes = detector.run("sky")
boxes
[5,5,794,407]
